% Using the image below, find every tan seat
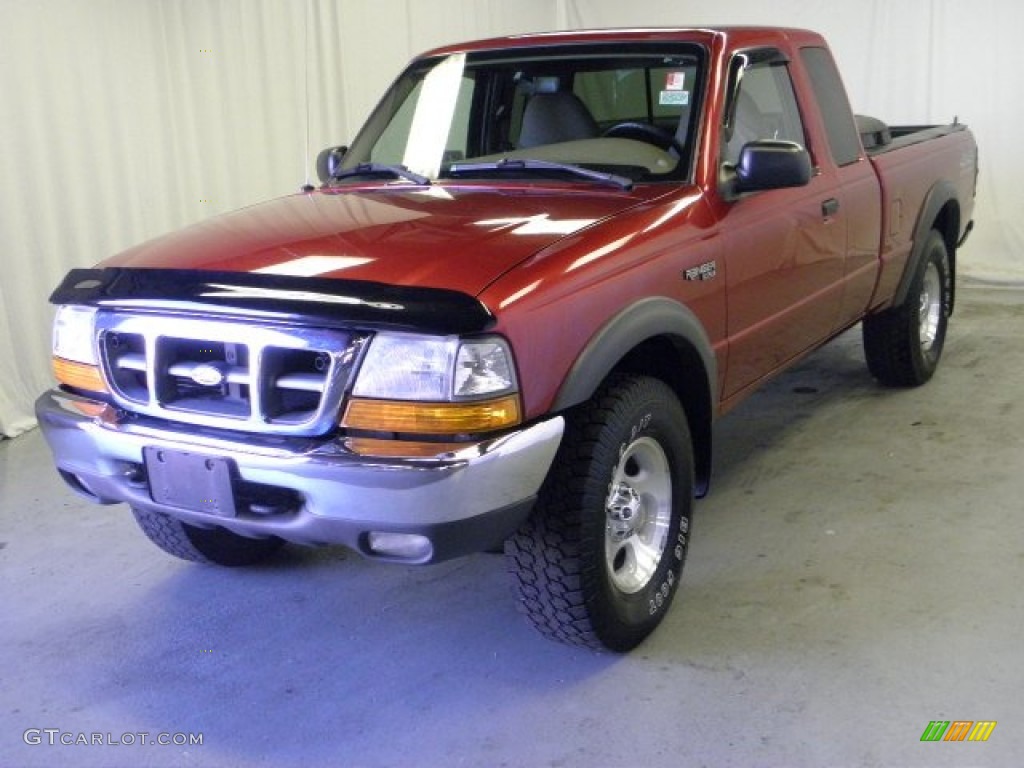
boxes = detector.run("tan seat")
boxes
[518,92,600,148]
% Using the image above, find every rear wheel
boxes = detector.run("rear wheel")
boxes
[863,229,951,386]
[131,507,284,566]
[505,374,694,651]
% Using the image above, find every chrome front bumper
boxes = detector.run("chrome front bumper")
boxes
[35,389,564,563]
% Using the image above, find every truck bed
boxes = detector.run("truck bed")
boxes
[859,117,977,312]
[857,115,971,156]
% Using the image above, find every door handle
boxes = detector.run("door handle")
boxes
[821,198,840,217]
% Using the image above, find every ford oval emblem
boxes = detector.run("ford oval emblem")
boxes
[191,363,225,387]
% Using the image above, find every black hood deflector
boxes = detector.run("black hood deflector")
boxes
[50,268,494,335]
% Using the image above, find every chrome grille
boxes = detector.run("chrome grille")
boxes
[96,312,366,436]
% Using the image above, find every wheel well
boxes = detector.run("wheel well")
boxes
[615,336,713,496]
[932,200,960,313]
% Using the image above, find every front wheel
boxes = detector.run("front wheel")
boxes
[862,229,951,386]
[505,375,694,652]
[132,507,285,566]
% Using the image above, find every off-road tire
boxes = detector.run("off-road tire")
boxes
[131,507,284,566]
[862,229,951,386]
[506,374,694,652]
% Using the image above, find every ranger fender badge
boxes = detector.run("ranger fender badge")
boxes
[684,260,717,281]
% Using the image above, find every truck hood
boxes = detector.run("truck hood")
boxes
[103,184,662,296]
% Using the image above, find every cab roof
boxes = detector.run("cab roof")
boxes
[421,27,824,59]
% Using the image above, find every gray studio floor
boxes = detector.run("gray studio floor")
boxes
[2,281,1022,768]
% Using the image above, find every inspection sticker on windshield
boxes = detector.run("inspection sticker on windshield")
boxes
[660,90,689,106]
[665,72,686,90]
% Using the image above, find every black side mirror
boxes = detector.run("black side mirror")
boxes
[316,145,348,184]
[721,140,812,200]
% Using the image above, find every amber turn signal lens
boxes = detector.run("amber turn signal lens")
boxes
[342,395,521,434]
[52,356,109,394]
[344,438,465,458]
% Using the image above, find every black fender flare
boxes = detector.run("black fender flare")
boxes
[551,297,718,495]
[893,180,961,313]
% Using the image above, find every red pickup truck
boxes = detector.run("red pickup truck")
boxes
[37,27,977,651]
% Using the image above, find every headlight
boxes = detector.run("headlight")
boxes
[453,340,517,397]
[51,305,107,393]
[344,333,520,435]
[53,305,99,364]
[352,333,517,401]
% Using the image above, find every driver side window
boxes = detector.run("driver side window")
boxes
[724,60,806,165]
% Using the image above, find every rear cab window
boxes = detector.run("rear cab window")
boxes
[799,46,863,167]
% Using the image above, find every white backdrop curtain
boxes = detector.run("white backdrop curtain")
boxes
[0,0,555,437]
[1,0,1018,437]
[566,0,1023,281]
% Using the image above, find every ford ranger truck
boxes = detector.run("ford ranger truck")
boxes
[36,27,977,651]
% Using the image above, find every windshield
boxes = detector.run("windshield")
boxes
[339,42,706,185]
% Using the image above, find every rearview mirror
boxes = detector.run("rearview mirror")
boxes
[316,145,348,184]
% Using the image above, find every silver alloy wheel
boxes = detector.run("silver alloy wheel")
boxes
[919,261,942,351]
[604,436,672,594]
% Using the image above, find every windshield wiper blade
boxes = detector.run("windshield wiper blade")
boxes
[332,162,431,186]
[448,158,633,191]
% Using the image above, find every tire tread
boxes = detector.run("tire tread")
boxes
[862,229,949,387]
[506,374,691,651]
[131,507,284,567]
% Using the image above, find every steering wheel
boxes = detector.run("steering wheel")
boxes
[601,122,685,156]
